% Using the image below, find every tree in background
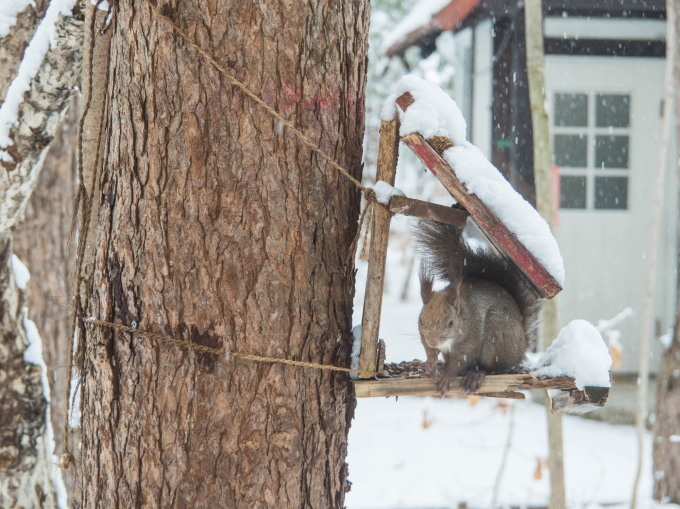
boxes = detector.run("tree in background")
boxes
[653,0,680,502]
[0,0,83,505]
[72,0,368,506]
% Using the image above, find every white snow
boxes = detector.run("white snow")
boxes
[90,0,110,10]
[10,253,30,290]
[381,0,450,52]
[597,307,634,332]
[396,74,467,144]
[0,0,76,158]
[347,397,656,509]
[370,180,405,205]
[658,328,673,350]
[350,325,362,380]
[22,308,68,508]
[379,93,398,121]
[394,75,566,284]
[532,319,612,390]
[0,0,34,38]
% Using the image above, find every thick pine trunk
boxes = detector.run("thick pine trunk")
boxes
[75,1,368,507]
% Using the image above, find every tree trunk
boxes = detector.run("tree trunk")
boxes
[75,1,368,507]
[0,234,59,508]
[13,95,78,459]
[524,1,566,508]
[653,0,680,502]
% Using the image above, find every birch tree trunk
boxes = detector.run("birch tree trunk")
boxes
[0,2,84,507]
[0,235,59,508]
[13,96,78,459]
[653,0,680,502]
[74,0,368,507]
[0,0,49,99]
[524,1,566,507]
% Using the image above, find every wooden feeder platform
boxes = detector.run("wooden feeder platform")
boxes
[352,92,609,413]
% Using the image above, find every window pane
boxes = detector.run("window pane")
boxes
[596,94,630,128]
[595,176,628,209]
[554,93,588,127]
[554,134,587,167]
[595,135,629,168]
[560,176,587,209]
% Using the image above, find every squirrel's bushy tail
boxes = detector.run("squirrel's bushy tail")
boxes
[414,220,542,350]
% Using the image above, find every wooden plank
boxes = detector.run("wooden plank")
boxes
[399,132,562,299]
[388,195,468,226]
[551,387,609,414]
[358,120,399,377]
[353,373,578,398]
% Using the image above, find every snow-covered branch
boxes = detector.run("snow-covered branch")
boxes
[0,0,49,99]
[0,0,83,234]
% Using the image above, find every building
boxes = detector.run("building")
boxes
[386,0,676,375]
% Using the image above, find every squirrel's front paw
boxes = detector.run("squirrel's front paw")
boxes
[461,370,486,393]
[424,359,438,378]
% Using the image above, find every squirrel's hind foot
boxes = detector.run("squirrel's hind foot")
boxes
[461,370,486,393]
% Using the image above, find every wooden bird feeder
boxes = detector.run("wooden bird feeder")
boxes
[352,92,609,413]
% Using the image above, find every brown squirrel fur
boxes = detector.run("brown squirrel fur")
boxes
[415,220,541,394]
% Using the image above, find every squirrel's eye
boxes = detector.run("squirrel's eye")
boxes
[447,321,454,329]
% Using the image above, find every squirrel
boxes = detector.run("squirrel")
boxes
[415,219,541,394]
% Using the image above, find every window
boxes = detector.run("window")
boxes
[552,92,631,210]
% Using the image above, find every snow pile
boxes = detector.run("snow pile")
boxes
[10,253,30,290]
[381,0,450,53]
[393,75,565,285]
[0,0,34,38]
[395,75,467,144]
[371,180,405,205]
[0,0,76,160]
[532,319,612,390]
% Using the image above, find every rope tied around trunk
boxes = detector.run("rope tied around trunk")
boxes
[85,318,375,377]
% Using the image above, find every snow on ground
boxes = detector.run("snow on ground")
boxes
[347,239,655,508]
[347,397,653,509]
[393,75,565,285]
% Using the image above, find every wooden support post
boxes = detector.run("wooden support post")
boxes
[399,131,562,299]
[358,120,399,378]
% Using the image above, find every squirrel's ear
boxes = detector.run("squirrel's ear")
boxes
[419,264,434,304]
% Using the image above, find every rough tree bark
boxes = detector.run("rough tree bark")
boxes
[74,0,368,507]
[653,0,680,502]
